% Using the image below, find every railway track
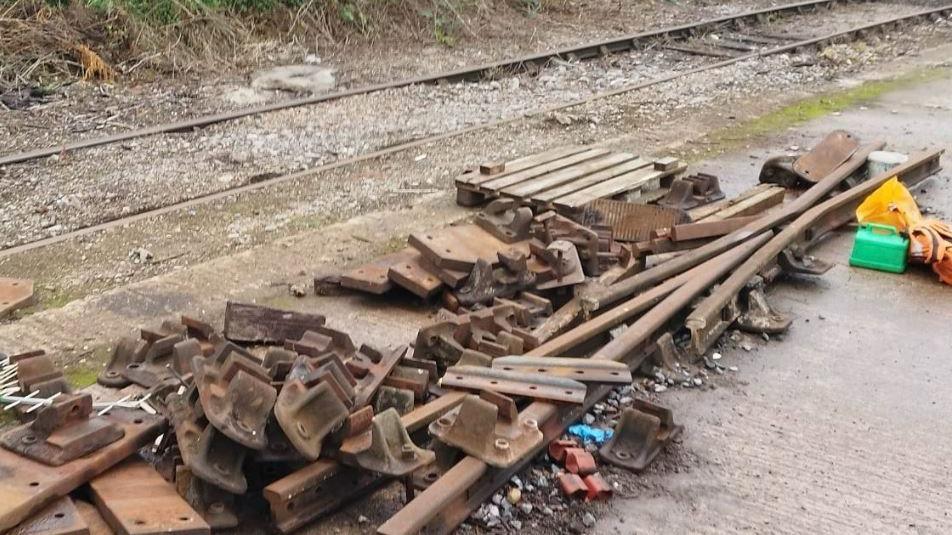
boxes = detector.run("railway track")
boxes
[1,1,950,260]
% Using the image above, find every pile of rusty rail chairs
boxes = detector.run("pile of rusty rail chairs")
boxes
[0,132,942,535]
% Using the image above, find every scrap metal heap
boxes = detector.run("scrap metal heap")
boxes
[0,132,943,534]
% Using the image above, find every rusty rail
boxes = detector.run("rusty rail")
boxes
[686,148,944,355]
[0,0,842,168]
[8,5,952,259]
[376,231,773,534]
[583,142,886,312]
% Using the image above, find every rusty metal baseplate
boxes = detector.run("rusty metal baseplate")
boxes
[0,409,164,532]
[167,387,249,495]
[11,350,70,397]
[192,343,277,450]
[8,497,88,535]
[0,277,34,317]
[793,129,859,183]
[274,354,355,461]
[1,393,124,466]
[336,408,435,476]
[428,394,542,468]
[90,458,210,534]
[658,173,725,210]
[440,365,587,404]
[598,400,683,472]
[223,301,326,343]
[491,356,632,384]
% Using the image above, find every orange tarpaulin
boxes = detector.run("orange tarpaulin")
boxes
[857,178,952,285]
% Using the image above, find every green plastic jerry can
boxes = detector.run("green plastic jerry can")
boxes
[849,223,909,274]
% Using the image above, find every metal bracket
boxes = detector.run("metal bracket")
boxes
[337,408,435,476]
[167,388,248,495]
[11,351,70,398]
[736,286,792,335]
[349,344,407,408]
[0,393,124,466]
[491,356,632,383]
[274,356,354,461]
[474,199,534,243]
[192,343,277,450]
[778,248,833,275]
[599,400,683,472]
[428,394,542,468]
[441,365,587,403]
[284,327,356,361]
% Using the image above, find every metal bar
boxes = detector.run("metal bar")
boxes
[670,216,761,241]
[440,366,587,404]
[10,7,952,259]
[525,231,773,358]
[491,356,632,383]
[584,142,885,312]
[0,0,840,168]
[686,148,943,355]
[378,230,774,534]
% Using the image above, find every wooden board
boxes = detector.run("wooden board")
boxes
[223,302,326,343]
[529,158,651,203]
[501,152,637,198]
[479,148,611,190]
[554,164,686,209]
[456,145,588,185]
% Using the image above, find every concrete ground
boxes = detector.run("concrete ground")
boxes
[598,74,952,534]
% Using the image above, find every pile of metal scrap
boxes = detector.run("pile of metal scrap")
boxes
[337,198,634,307]
[0,131,943,535]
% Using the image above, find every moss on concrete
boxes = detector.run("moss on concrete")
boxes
[691,67,951,161]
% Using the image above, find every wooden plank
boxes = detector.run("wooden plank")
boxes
[553,164,686,209]
[457,145,589,185]
[531,158,651,203]
[702,186,785,221]
[477,148,612,190]
[501,152,638,198]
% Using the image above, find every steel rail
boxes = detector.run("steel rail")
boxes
[582,141,886,311]
[4,6,951,259]
[0,0,841,168]
[376,232,774,535]
[685,148,944,355]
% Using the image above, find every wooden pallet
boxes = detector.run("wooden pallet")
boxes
[456,146,685,211]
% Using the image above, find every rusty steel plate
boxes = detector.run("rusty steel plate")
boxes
[491,356,632,384]
[8,497,88,535]
[0,277,34,317]
[440,365,586,404]
[340,249,413,294]
[90,458,210,535]
[581,199,688,242]
[222,301,325,343]
[0,411,165,532]
[793,130,859,182]
[408,224,530,272]
[387,250,444,299]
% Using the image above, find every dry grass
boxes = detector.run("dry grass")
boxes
[0,0,572,91]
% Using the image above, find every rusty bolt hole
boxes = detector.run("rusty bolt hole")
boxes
[297,421,310,438]
[127,363,141,369]
[106,370,120,378]
[54,513,65,519]
[178,516,191,522]
[29,481,39,487]
[209,502,226,514]
[615,450,631,459]
[134,520,146,526]
[133,418,143,424]
[22,434,37,444]
[424,472,439,482]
